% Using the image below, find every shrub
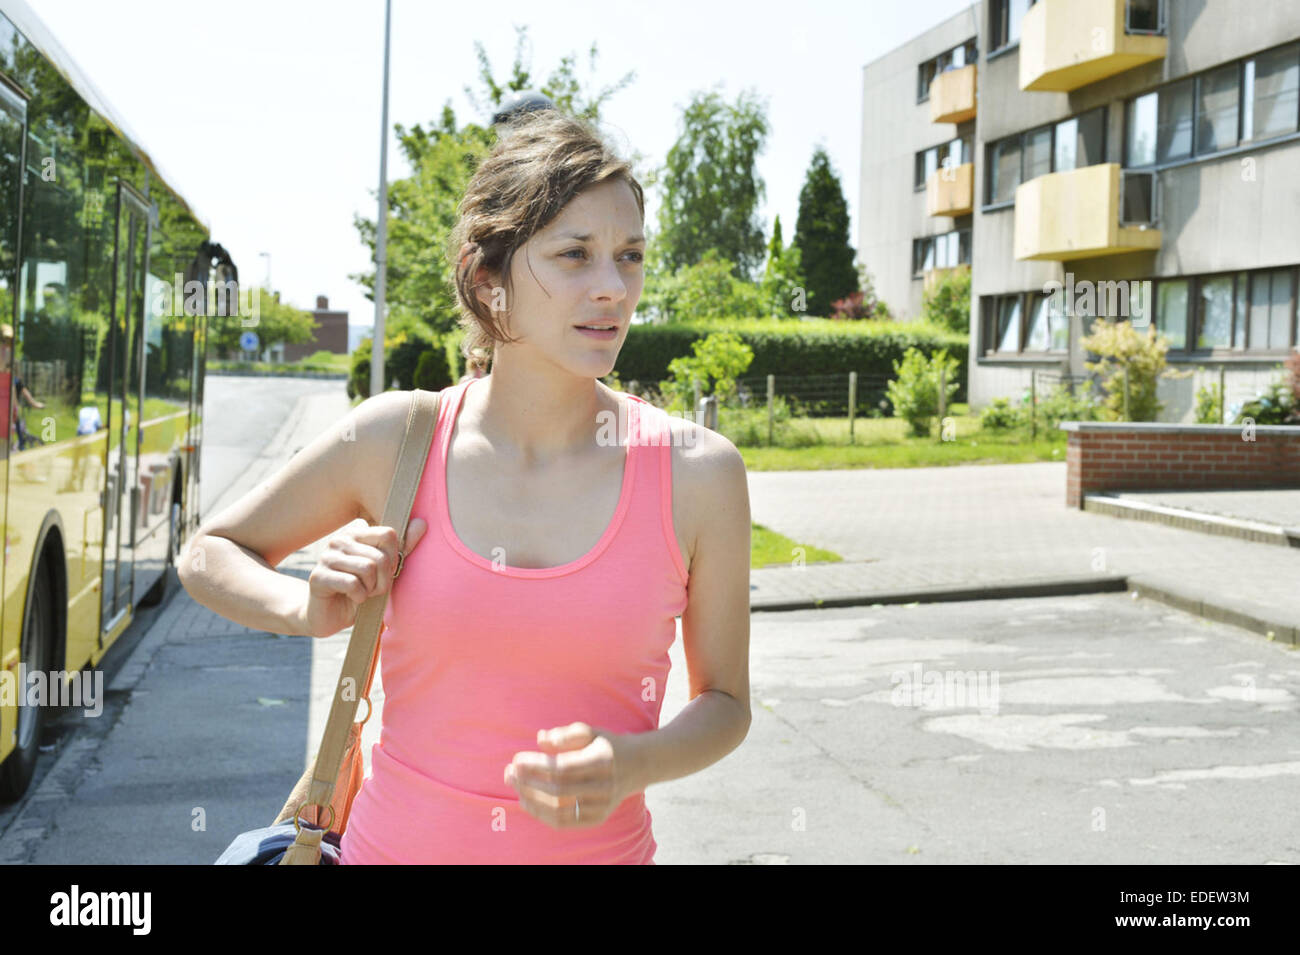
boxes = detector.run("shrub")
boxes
[1195,379,1224,424]
[348,333,440,398]
[921,265,971,334]
[885,346,960,438]
[979,397,1020,430]
[658,330,755,414]
[414,348,453,391]
[1026,382,1102,430]
[1234,375,1297,425]
[1079,320,1189,421]
[717,394,822,448]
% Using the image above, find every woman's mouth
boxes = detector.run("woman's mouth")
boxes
[574,323,618,340]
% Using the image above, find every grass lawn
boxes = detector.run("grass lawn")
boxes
[752,522,841,569]
[719,402,1069,471]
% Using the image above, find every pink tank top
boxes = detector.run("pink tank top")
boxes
[339,378,690,864]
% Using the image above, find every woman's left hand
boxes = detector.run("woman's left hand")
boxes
[504,722,640,829]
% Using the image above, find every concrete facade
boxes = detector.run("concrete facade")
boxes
[859,5,980,323]
[859,0,1300,421]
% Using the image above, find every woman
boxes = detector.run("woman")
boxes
[180,109,752,864]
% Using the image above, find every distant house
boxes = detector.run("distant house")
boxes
[282,295,349,362]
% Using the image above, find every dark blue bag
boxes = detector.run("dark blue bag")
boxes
[214,822,344,865]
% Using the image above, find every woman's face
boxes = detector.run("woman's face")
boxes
[478,177,644,378]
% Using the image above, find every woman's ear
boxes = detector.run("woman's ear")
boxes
[473,265,505,315]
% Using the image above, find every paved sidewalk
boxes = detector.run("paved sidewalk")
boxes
[747,463,1300,643]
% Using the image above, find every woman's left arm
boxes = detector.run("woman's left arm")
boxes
[620,426,752,793]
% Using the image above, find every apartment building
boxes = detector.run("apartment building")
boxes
[859,0,1300,420]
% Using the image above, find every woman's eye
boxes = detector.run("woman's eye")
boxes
[562,249,644,263]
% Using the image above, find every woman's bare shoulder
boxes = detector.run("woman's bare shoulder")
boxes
[656,407,748,562]
[348,388,445,523]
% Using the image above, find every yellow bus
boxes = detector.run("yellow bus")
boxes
[0,1,239,799]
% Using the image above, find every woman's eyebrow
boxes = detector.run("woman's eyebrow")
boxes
[553,231,645,244]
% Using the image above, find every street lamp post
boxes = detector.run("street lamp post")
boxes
[258,251,271,290]
[370,0,392,397]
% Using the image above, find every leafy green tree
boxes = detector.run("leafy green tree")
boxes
[759,214,806,318]
[655,87,770,281]
[648,249,764,323]
[659,330,755,412]
[208,288,314,359]
[792,146,858,317]
[921,265,970,333]
[353,25,641,339]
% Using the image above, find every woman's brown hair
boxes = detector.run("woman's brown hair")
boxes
[448,108,645,371]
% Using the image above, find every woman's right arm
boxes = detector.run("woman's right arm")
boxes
[177,389,422,638]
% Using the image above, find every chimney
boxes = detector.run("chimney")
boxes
[316,295,329,310]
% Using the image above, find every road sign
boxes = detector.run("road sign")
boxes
[239,330,259,352]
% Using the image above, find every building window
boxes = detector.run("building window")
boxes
[1156,279,1189,350]
[917,38,978,103]
[1243,43,1300,143]
[1127,81,1193,166]
[1126,42,1300,169]
[1126,0,1166,35]
[986,106,1107,205]
[1023,127,1052,181]
[1196,63,1241,155]
[912,228,971,275]
[997,295,1022,352]
[914,136,970,188]
[1234,271,1249,349]
[1157,79,1194,162]
[989,138,1021,203]
[1120,170,1157,224]
[1055,108,1106,172]
[991,0,1034,52]
[1249,267,1296,350]
[982,290,1067,355]
[1196,275,1236,349]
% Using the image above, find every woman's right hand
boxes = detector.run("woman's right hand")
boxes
[299,517,428,637]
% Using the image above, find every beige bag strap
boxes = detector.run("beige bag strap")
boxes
[281,387,442,864]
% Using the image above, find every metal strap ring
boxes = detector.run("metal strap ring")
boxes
[293,801,336,834]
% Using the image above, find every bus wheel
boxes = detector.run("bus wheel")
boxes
[140,500,181,608]
[0,568,53,802]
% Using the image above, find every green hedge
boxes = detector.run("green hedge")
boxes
[613,318,969,404]
[349,317,969,412]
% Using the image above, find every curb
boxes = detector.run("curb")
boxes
[751,573,1299,647]
[1083,493,1300,549]
[751,574,1129,612]
[1126,576,1299,647]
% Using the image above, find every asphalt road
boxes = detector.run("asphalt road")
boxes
[199,375,345,518]
[649,593,1300,864]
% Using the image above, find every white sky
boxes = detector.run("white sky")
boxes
[34,0,973,337]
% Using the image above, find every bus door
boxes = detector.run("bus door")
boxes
[100,181,150,638]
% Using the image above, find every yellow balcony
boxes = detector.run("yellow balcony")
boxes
[923,264,969,293]
[926,163,974,217]
[929,64,977,124]
[1013,163,1161,261]
[1020,0,1166,92]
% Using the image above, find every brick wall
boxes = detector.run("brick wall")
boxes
[1062,422,1300,508]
